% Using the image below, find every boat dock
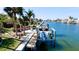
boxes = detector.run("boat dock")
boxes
[16,21,56,51]
[26,31,38,50]
[16,30,35,51]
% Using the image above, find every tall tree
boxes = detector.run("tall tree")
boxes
[25,9,35,24]
[4,7,19,35]
[17,7,24,31]
[17,7,27,35]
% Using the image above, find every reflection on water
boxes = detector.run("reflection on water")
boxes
[48,22,79,51]
[56,34,67,37]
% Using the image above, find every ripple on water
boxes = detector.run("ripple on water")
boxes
[48,22,79,51]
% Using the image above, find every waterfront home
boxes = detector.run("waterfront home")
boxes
[61,19,68,23]
[52,18,62,22]
[67,16,73,24]
[53,16,78,24]
[66,16,78,24]
[75,18,79,24]
[51,16,79,24]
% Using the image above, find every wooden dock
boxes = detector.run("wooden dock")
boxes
[26,31,38,50]
[16,30,36,51]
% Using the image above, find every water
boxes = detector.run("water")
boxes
[48,22,79,51]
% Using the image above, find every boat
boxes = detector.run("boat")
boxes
[36,23,56,49]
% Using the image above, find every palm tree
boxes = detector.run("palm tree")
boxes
[16,7,24,31]
[25,9,35,25]
[0,22,2,41]
[4,7,19,35]
[17,7,27,35]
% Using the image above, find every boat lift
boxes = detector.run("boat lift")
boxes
[37,23,56,48]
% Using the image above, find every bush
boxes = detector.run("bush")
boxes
[3,22,13,28]
[25,21,29,26]
[32,25,36,29]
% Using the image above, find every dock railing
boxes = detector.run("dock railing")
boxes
[16,31,34,51]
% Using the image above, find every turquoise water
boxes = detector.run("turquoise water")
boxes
[48,22,79,51]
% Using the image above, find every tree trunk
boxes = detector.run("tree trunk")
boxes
[29,18,31,25]
[13,13,17,36]
[23,21,26,35]
[18,16,22,32]
[21,16,26,36]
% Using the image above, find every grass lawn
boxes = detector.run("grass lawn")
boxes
[0,38,21,51]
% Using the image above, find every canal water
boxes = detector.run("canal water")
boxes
[48,22,79,51]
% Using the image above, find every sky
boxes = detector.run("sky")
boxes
[0,7,79,20]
